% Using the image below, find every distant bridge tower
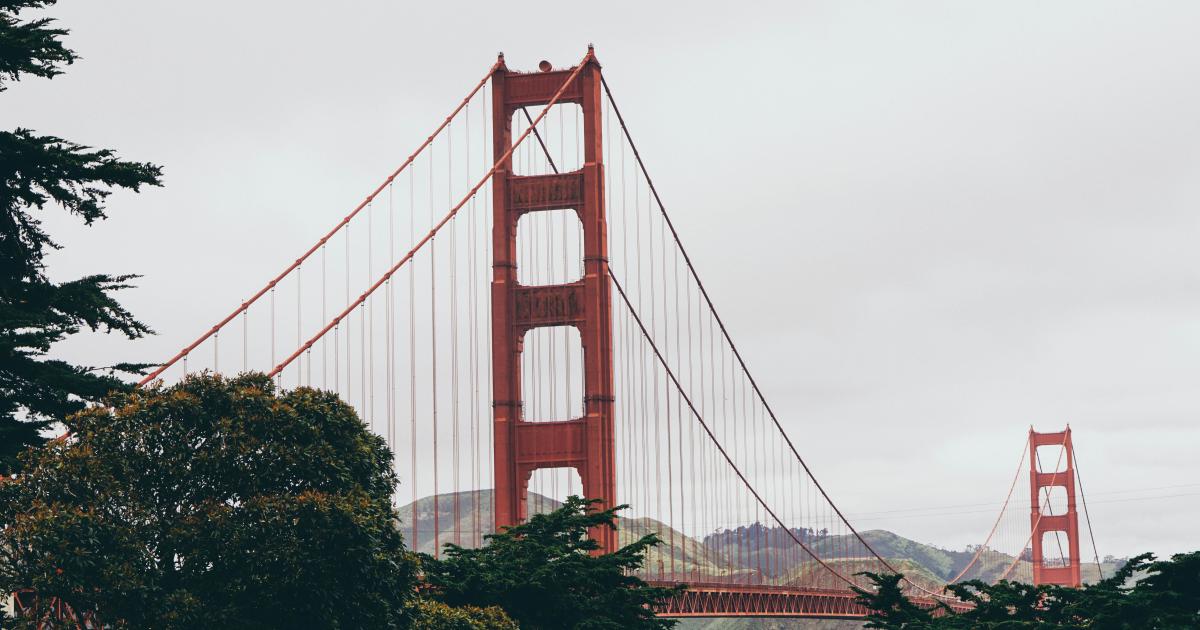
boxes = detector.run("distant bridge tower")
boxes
[490,50,617,551]
[1029,427,1082,587]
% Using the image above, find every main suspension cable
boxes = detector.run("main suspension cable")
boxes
[608,267,857,589]
[267,53,593,377]
[601,76,950,599]
[139,59,502,386]
[946,438,1029,584]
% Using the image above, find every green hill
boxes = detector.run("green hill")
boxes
[397,491,1124,586]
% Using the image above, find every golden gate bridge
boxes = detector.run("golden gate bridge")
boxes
[19,48,1106,621]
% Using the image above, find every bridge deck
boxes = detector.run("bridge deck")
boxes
[651,581,971,618]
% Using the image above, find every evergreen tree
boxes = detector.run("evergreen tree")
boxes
[854,551,1200,628]
[851,572,937,629]
[421,496,683,630]
[0,373,420,629]
[1,0,162,474]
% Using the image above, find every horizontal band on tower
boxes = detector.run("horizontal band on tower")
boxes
[504,68,584,108]
[508,172,585,213]
[514,283,586,329]
[514,418,587,467]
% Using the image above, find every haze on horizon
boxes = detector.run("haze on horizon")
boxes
[8,1,1198,560]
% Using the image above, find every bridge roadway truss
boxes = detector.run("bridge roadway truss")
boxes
[653,582,973,618]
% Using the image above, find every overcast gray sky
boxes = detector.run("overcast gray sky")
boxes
[9,1,1199,559]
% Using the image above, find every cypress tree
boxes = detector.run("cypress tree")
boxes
[1,0,161,473]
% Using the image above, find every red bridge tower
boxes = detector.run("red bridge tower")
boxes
[1029,427,1082,587]
[490,50,617,551]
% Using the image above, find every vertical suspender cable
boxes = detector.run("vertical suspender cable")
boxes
[270,288,276,383]
[685,265,697,579]
[467,96,481,546]
[322,245,327,388]
[660,193,675,581]
[345,223,351,401]
[361,299,366,426]
[430,141,441,558]
[387,184,395,455]
[388,184,396,454]
[265,59,589,549]
[368,200,375,430]
[646,174,663,577]
[450,117,461,546]
[475,92,485,544]
[609,268,858,588]
[484,83,495,533]
[603,78,951,598]
[946,439,1027,585]
[297,263,302,385]
[673,229,686,583]
[409,163,418,550]
[138,61,500,388]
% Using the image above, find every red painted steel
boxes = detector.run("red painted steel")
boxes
[600,78,954,603]
[12,53,1114,623]
[137,61,502,387]
[1029,427,1082,587]
[607,268,858,587]
[945,438,1029,584]
[491,49,617,552]
[652,582,973,618]
[267,55,591,379]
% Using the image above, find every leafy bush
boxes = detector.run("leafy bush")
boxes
[410,599,519,630]
[0,373,419,629]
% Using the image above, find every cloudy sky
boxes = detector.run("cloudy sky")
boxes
[9,1,1199,558]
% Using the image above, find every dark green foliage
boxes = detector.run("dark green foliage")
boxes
[0,1,75,89]
[1,128,162,276]
[854,551,1200,629]
[0,373,420,629]
[851,572,939,629]
[421,496,683,630]
[409,599,520,630]
[0,0,162,473]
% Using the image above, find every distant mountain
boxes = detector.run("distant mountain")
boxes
[397,490,1123,586]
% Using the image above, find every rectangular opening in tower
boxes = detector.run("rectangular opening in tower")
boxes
[1037,484,1068,517]
[521,325,584,422]
[516,209,583,286]
[1035,444,1068,474]
[527,467,584,516]
[510,103,584,176]
[1040,531,1072,567]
